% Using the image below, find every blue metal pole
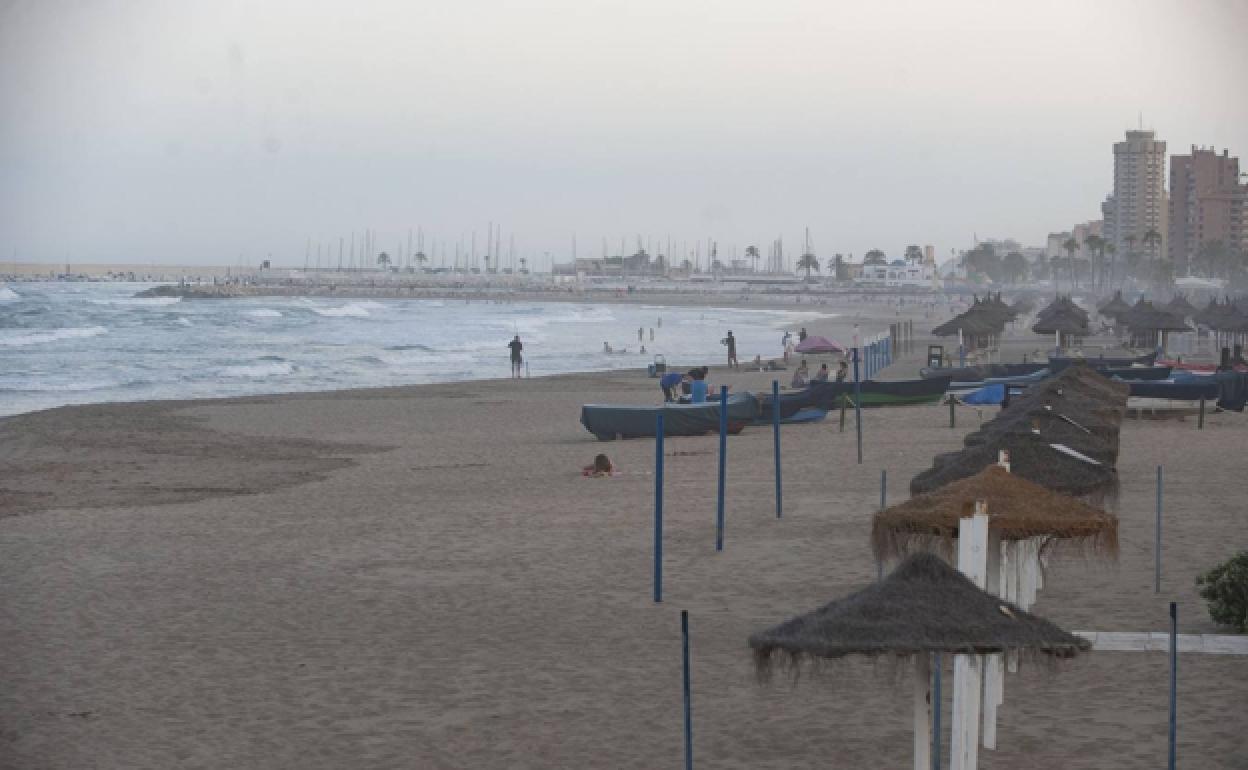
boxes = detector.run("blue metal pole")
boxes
[853,348,863,464]
[716,385,727,551]
[772,380,782,518]
[654,413,664,603]
[931,652,942,770]
[1155,465,1163,594]
[682,609,693,770]
[1168,602,1177,770]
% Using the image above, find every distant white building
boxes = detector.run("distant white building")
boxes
[856,260,938,288]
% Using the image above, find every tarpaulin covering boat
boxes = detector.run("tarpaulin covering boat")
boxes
[1049,352,1157,372]
[581,392,760,440]
[757,376,952,418]
[808,376,953,408]
[1127,371,1248,411]
[919,362,1047,380]
[1127,379,1220,401]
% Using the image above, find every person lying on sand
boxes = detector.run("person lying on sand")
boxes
[582,454,615,477]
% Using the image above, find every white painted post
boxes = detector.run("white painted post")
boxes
[914,653,932,770]
[1007,540,1022,673]
[982,531,1002,750]
[951,504,989,770]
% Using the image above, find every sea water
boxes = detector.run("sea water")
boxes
[0,283,828,417]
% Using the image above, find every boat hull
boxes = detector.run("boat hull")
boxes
[580,393,760,441]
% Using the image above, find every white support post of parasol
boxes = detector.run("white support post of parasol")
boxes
[982,530,1002,751]
[914,652,932,770]
[951,503,989,770]
[1006,539,1021,673]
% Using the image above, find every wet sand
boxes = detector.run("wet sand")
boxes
[2,306,1246,769]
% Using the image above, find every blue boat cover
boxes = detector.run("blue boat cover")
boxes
[961,383,1005,405]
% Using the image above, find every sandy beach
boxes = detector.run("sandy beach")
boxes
[2,305,1246,769]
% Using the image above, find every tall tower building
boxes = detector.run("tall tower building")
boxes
[1104,129,1168,261]
[1168,146,1246,273]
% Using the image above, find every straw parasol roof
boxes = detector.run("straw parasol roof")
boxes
[872,466,1118,562]
[1122,299,1191,333]
[910,431,1118,499]
[931,295,1012,339]
[911,364,1126,499]
[1097,291,1132,320]
[749,553,1090,668]
[1036,295,1089,324]
[1165,294,1197,318]
[1031,312,1088,336]
[963,407,1119,465]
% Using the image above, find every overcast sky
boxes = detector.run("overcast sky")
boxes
[2,0,1246,270]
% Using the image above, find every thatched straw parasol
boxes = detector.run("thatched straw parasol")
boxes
[750,553,1089,665]
[1122,299,1191,350]
[911,365,1126,500]
[1031,312,1088,336]
[1097,291,1132,323]
[910,432,1118,499]
[872,466,1118,563]
[1165,294,1197,318]
[750,552,1090,768]
[1036,295,1089,324]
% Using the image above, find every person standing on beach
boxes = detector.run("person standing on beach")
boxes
[799,327,808,342]
[638,327,644,343]
[725,330,738,369]
[508,335,524,378]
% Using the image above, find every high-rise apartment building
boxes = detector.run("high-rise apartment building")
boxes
[1168,146,1246,271]
[1103,129,1168,261]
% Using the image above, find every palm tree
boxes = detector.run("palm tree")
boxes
[414,251,428,271]
[863,249,888,265]
[1062,237,1079,289]
[1143,228,1162,262]
[904,244,923,264]
[1104,243,1116,289]
[796,253,820,278]
[745,245,760,272]
[1123,234,1133,285]
[833,253,846,281]
[1084,235,1104,291]
[377,252,391,269]
[518,257,528,274]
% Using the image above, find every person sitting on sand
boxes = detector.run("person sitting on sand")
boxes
[813,363,830,383]
[582,454,615,477]
[791,360,810,388]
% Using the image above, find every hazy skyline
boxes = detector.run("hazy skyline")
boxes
[3,0,1246,269]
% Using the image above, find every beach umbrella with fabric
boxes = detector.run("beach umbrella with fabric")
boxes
[794,335,845,354]
[750,553,1089,770]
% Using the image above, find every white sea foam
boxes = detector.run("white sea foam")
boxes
[0,287,20,301]
[245,308,283,318]
[89,296,182,306]
[221,361,296,378]
[175,317,193,326]
[0,379,122,393]
[312,303,372,317]
[0,326,108,347]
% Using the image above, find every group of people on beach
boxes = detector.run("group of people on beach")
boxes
[790,358,848,388]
